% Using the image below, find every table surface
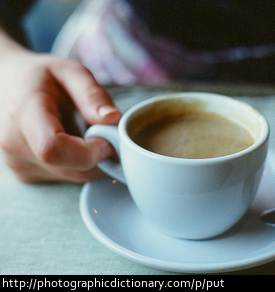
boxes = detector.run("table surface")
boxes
[1,83,275,275]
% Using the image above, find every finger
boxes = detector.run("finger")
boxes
[20,92,113,170]
[53,165,106,183]
[4,152,106,183]
[51,59,122,125]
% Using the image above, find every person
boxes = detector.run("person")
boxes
[52,0,275,85]
[0,0,275,183]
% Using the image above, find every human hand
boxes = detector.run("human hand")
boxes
[0,39,121,183]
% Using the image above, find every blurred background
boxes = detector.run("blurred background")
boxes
[23,0,81,52]
[21,0,275,85]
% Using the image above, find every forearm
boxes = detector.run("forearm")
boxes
[0,25,29,63]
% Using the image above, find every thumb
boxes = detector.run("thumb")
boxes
[52,59,122,125]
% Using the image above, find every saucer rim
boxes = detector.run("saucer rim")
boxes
[79,150,275,274]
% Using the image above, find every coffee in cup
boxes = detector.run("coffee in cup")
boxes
[127,98,254,159]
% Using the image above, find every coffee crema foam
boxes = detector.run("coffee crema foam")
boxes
[130,112,254,159]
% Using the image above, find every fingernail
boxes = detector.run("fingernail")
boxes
[98,105,119,117]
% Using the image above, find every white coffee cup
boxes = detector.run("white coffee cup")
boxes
[85,92,269,239]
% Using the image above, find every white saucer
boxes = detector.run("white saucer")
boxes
[80,150,275,274]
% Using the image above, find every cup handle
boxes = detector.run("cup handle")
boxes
[84,125,126,184]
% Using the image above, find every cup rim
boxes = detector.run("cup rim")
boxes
[119,92,269,165]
